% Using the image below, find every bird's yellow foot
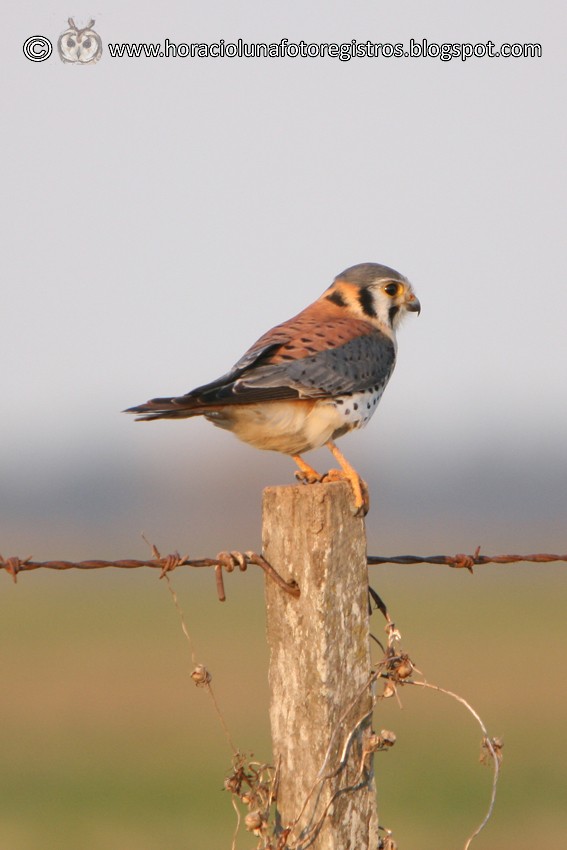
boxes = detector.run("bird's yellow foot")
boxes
[324,440,370,517]
[292,448,369,515]
[321,468,369,516]
[291,454,323,485]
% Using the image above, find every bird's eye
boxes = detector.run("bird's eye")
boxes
[384,283,401,296]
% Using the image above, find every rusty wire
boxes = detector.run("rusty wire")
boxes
[1,548,565,597]
[0,549,300,599]
[368,548,567,571]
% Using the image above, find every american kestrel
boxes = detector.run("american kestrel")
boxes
[125,262,420,515]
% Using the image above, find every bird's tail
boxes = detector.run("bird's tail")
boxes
[124,395,217,421]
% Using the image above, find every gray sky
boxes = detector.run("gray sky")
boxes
[2,1,565,559]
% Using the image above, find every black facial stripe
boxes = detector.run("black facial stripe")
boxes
[357,287,377,318]
[325,290,347,308]
[388,305,400,324]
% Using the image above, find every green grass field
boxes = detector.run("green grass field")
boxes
[1,563,566,849]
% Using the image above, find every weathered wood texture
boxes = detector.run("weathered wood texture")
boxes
[263,480,378,849]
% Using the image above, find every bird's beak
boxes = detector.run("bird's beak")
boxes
[405,293,421,315]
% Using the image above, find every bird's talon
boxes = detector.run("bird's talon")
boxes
[292,455,323,485]
[323,444,370,517]
[294,469,322,484]
[356,478,370,516]
[352,497,369,517]
[320,469,369,516]
[321,468,342,484]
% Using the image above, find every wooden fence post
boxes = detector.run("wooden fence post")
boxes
[263,480,378,849]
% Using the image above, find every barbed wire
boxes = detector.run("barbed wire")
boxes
[1,547,565,597]
[3,539,561,849]
[368,548,567,571]
[0,549,300,599]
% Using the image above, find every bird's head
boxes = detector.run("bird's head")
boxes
[324,262,420,336]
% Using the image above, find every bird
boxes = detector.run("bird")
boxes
[125,262,420,516]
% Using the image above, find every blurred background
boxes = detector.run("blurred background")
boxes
[1,1,566,848]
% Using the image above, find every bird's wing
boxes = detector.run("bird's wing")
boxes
[124,338,295,417]
[125,309,395,417]
[237,331,396,399]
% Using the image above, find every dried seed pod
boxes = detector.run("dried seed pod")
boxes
[244,810,264,832]
[366,733,382,752]
[224,775,241,794]
[383,682,396,699]
[190,664,211,686]
[379,729,397,748]
[480,735,504,765]
[367,730,397,752]
[395,654,413,679]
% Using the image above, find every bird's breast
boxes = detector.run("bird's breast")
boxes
[204,385,384,456]
[328,385,384,431]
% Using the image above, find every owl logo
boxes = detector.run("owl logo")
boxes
[57,18,102,65]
